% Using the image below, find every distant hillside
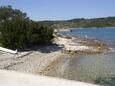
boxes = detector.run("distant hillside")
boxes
[38,17,115,29]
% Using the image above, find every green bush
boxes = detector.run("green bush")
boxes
[0,6,54,50]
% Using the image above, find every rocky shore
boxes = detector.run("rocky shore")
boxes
[54,35,109,54]
[0,35,109,75]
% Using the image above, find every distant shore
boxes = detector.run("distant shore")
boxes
[55,27,115,32]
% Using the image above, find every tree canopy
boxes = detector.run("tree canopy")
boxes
[0,6,53,50]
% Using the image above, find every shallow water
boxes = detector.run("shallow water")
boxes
[48,28,115,86]
[48,53,115,84]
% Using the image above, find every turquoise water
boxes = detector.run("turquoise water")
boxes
[49,28,115,86]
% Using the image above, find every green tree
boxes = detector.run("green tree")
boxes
[0,5,54,49]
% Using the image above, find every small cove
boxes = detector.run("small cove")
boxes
[47,28,115,86]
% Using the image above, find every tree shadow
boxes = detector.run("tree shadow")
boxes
[19,44,63,53]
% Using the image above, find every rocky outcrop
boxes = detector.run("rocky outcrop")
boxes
[54,36,109,54]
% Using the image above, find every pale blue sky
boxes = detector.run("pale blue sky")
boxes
[0,0,115,21]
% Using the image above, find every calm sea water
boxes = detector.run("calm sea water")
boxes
[48,28,115,86]
[60,27,115,47]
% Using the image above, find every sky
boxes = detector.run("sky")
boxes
[0,0,115,21]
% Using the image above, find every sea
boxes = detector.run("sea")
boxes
[48,27,115,86]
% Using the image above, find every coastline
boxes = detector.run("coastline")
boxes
[54,35,109,54]
[0,34,109,75]
[39,35,110,76]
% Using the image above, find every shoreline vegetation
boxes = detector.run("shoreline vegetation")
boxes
[0,5,114,85]
[0,6,54,50]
